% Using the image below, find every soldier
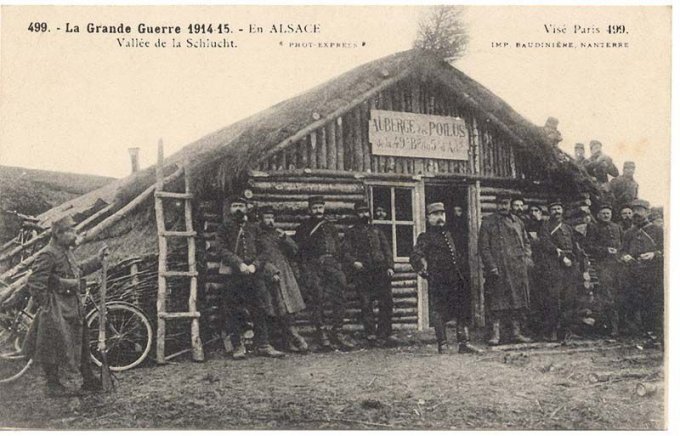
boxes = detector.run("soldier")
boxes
[511,195,525,217]
[619,199,663,339]
[294,196,354,351]
[343,200,396,346]
[650,207,664,228]
[574,143,587,168]
[478,194,533,345]
[619,205,634,232]
[449,204,468,262]
[22,216,108,397]
[374,206,388,221]
[411,202,482,354]
[584,204,623,337]
[524,203,546,335]
[610,161,639,218]
[257,206,309,353]
[214,195,284,359]
[584,140,619,184]
[538,200,585,342]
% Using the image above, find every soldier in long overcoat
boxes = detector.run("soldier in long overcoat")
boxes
[22,216,108,397]
[478,194,533,345]
[584,204,623,337]
[538,200,585,342]
[294,196,354,351]
[619,199,663,339]
[257,206,308,352]
[411,202,483,354]
[343,200,395,346]
[214,195,284,359]
[584,140,619,184]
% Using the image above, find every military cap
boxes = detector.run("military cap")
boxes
[259,205,275,216]
[426,202,445,215]
[375,205,386,212]
[545,117,559,128]
[226,194,248,205]
[597,204,613,212]
[308,196,325,207]
[52,215,76,234]
[630,199,650,210]
[548,199,563,209]
[511,195,524,204]
[574,143,585,150]
[527,202,542,211]
[496,193,513,202]
[651,206,663,218]
[649,210,662,221]
[619,204,633,213]
[589,140,602,148]
[623,161,636,169]
[354,200,370,212]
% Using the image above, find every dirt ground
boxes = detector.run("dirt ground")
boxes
[0,334,665,430]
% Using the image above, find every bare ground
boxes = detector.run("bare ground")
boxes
[0,336,665,430]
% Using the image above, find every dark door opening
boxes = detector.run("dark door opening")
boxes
[424,184,471,327]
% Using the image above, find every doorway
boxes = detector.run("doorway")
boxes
[423,183,471,327]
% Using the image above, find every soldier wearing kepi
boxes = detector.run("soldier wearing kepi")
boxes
[294,196,354,351]
[619,199,663,340]
[584,204,623,337]
[538,199,585,342]
[257,206,309,353]
[411,202,483,354]
[214,195,284,359]
[22,215,108,397]
[584,140,619,185]
[343,200,396,346]
[478,194,533,345]
[610,161,639,219]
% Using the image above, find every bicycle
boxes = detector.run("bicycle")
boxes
[0,278,153,383]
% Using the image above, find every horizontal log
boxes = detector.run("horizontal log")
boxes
[158,311,201,319]
[155,192,194,200]
[251,193,365,203]
[249,181,363,195]
[161,271,198,277]
[159,231,197,237]
[392,279,417,288]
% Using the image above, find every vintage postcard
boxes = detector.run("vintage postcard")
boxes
[0,4,672,431]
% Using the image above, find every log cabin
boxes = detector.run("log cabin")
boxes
[0,50,601,357]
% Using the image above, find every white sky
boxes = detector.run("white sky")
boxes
[0,6,671,206]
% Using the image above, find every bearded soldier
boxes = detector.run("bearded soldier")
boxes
[478,194,533,345]
[538,200,585,342]
[257,206,308,353]
[619,206,634,232]
[343,200,396,346]
[585,204,623,337]
[294,196,354,351]
[619,199,663,339]
[215,195,284,359]
[411,202,482,354]
[23,216,108,397]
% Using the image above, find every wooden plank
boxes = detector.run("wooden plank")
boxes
[160,271,199,277]
[353,109,363,172]
[327,121,337,170]
[361,102,371,172]
[155,192,194,200]
[158,311,201,319]
[300,136,309,168]
[155,140,168,364]
[468,181,484,327]
[309,132,317,170]
[336,117,345,170]
[183,161,204,362]
[316,126,328,168]
[159,231,197,237]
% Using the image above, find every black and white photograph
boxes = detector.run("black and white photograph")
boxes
[0,4,672,431]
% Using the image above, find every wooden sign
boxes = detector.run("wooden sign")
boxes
[368,110,470,161]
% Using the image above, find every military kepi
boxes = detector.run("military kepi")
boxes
[426,202,445,215]
[548,199,563,209]
[308,195,325,207]
[354,200,370,212]
[630,199,650,210]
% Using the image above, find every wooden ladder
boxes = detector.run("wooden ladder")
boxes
[154,139,204,364]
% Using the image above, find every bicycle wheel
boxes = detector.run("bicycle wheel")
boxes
[0,357,33,384]
[0,307,32,357]
[86,302,152,371]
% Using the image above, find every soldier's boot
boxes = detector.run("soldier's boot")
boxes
[232,338,247,360]
[511,319,532,343]
[457,326,484,354]
[255,344,286,358]
[287,326,309,353]
[487,320,501,346]
[434,322,449,354]
[80,365,102,393]
[329,330,356,351]
[317,328,333,351]
[44,365,75,398]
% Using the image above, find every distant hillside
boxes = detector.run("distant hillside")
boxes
[0,165,115,242]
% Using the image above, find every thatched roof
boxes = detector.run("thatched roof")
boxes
[28,49,598,263]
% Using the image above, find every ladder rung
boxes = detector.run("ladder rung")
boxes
[161,271,198,277]
[159,231,197,237]
[158,311,201,319]
[155,192,194,200]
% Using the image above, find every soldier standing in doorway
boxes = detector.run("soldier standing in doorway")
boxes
[214,195,285,359]
[584,204,623,337]
[538,199,585,342]
[411,202,483,354]
[294,196,354,351]
[478,194,533,345]
[22,216,109,397]
[343,200,396,346]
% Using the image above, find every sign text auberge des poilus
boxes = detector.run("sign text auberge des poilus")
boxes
[368,110,470,161]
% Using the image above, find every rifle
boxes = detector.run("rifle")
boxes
[98,255,114,392]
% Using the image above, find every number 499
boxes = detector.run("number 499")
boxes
[28,22,48,32]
